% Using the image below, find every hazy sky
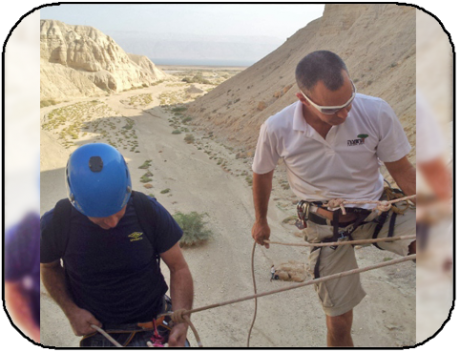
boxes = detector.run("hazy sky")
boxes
[40,4,325,39]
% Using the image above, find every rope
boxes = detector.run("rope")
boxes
[266,234,416,248]
[323,194,415,216]
[166,310,203,347]
[161,253,415,346]
[95,187,415,349]
[168,195,411,347]
[90,325,123,348]
[247,242,258,347]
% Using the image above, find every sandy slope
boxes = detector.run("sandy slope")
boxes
[40,80,416,347]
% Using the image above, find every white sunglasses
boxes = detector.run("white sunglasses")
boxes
[301,81,356,115]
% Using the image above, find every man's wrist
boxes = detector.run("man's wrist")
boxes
[63,303,80,319]
[255,217,268,224]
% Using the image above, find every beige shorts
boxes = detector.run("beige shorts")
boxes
[304,205,415,317]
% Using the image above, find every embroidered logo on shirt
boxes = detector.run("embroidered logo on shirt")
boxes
[128,232,144,242]
[347,134,369,146]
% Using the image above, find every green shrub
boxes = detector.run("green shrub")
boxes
[40,99,59,108]
[140,172,153,183]
[139,160,152,169]
[173,211,213,247]
[171,106,187,113]
[172,130,181,134]
[161,188,170,194]
[184,134,195,144]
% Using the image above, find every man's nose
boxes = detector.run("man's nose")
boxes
[103,216,119,228]
[336,104,352,119]
[336,109,348,119]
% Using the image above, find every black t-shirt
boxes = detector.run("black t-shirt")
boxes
[40,196,182,324]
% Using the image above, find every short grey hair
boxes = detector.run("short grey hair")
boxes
[295,50,348,92]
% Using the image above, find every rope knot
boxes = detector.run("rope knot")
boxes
[375,200,392,215]
[326,198,345,208]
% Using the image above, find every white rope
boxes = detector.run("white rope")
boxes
[90,325,123,347]
[324,194,415,215]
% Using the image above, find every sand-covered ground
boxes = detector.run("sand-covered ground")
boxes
[39,66,420,348]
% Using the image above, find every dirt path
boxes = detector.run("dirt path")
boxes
[40,82,417,348]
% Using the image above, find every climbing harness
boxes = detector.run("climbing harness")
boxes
[81,296,190,348]
[296,188,414,246]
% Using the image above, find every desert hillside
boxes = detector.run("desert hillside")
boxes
[38,4,456,347]
[40,20,167,104]
[187,4,416,164]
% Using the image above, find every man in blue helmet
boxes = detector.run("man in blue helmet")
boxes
[40,143,193,347]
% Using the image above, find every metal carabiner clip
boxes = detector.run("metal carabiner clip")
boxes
[296,201,310,229]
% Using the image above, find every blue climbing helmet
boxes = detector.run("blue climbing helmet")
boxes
[65,143,132,217]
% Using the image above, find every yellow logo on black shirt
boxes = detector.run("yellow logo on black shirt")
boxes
[128,232,144,242]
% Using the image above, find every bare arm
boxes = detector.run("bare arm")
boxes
[252,170,274,248]
[384,156,416,203]
[40,261,101,336]
[160,243,193,347]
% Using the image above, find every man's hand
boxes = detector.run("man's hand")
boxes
[168,322,188,347]
[67,307,102,336]
[252,219,271,248]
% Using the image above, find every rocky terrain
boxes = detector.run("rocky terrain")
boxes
[39,4,453,348]
[186,4,416,165]
[40,20,167,104]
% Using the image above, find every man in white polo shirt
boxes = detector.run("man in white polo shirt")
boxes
[251,50,416,347]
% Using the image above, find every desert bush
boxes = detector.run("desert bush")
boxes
[139,160,152,169]
[184,134,195,144]
[171,106,187,113]
[140,172,153,183]
[161,188,170,194]
[182,72,213,85]
[173,211,213,247]
[40,99,59,108]
[172,130,182,134]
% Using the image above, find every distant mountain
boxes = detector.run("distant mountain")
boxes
[104,31,285,64]
[40,20,167,103]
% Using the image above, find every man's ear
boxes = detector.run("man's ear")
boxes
[296,92,308,105]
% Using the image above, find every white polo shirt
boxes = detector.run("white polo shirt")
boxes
[252,93,411,208]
